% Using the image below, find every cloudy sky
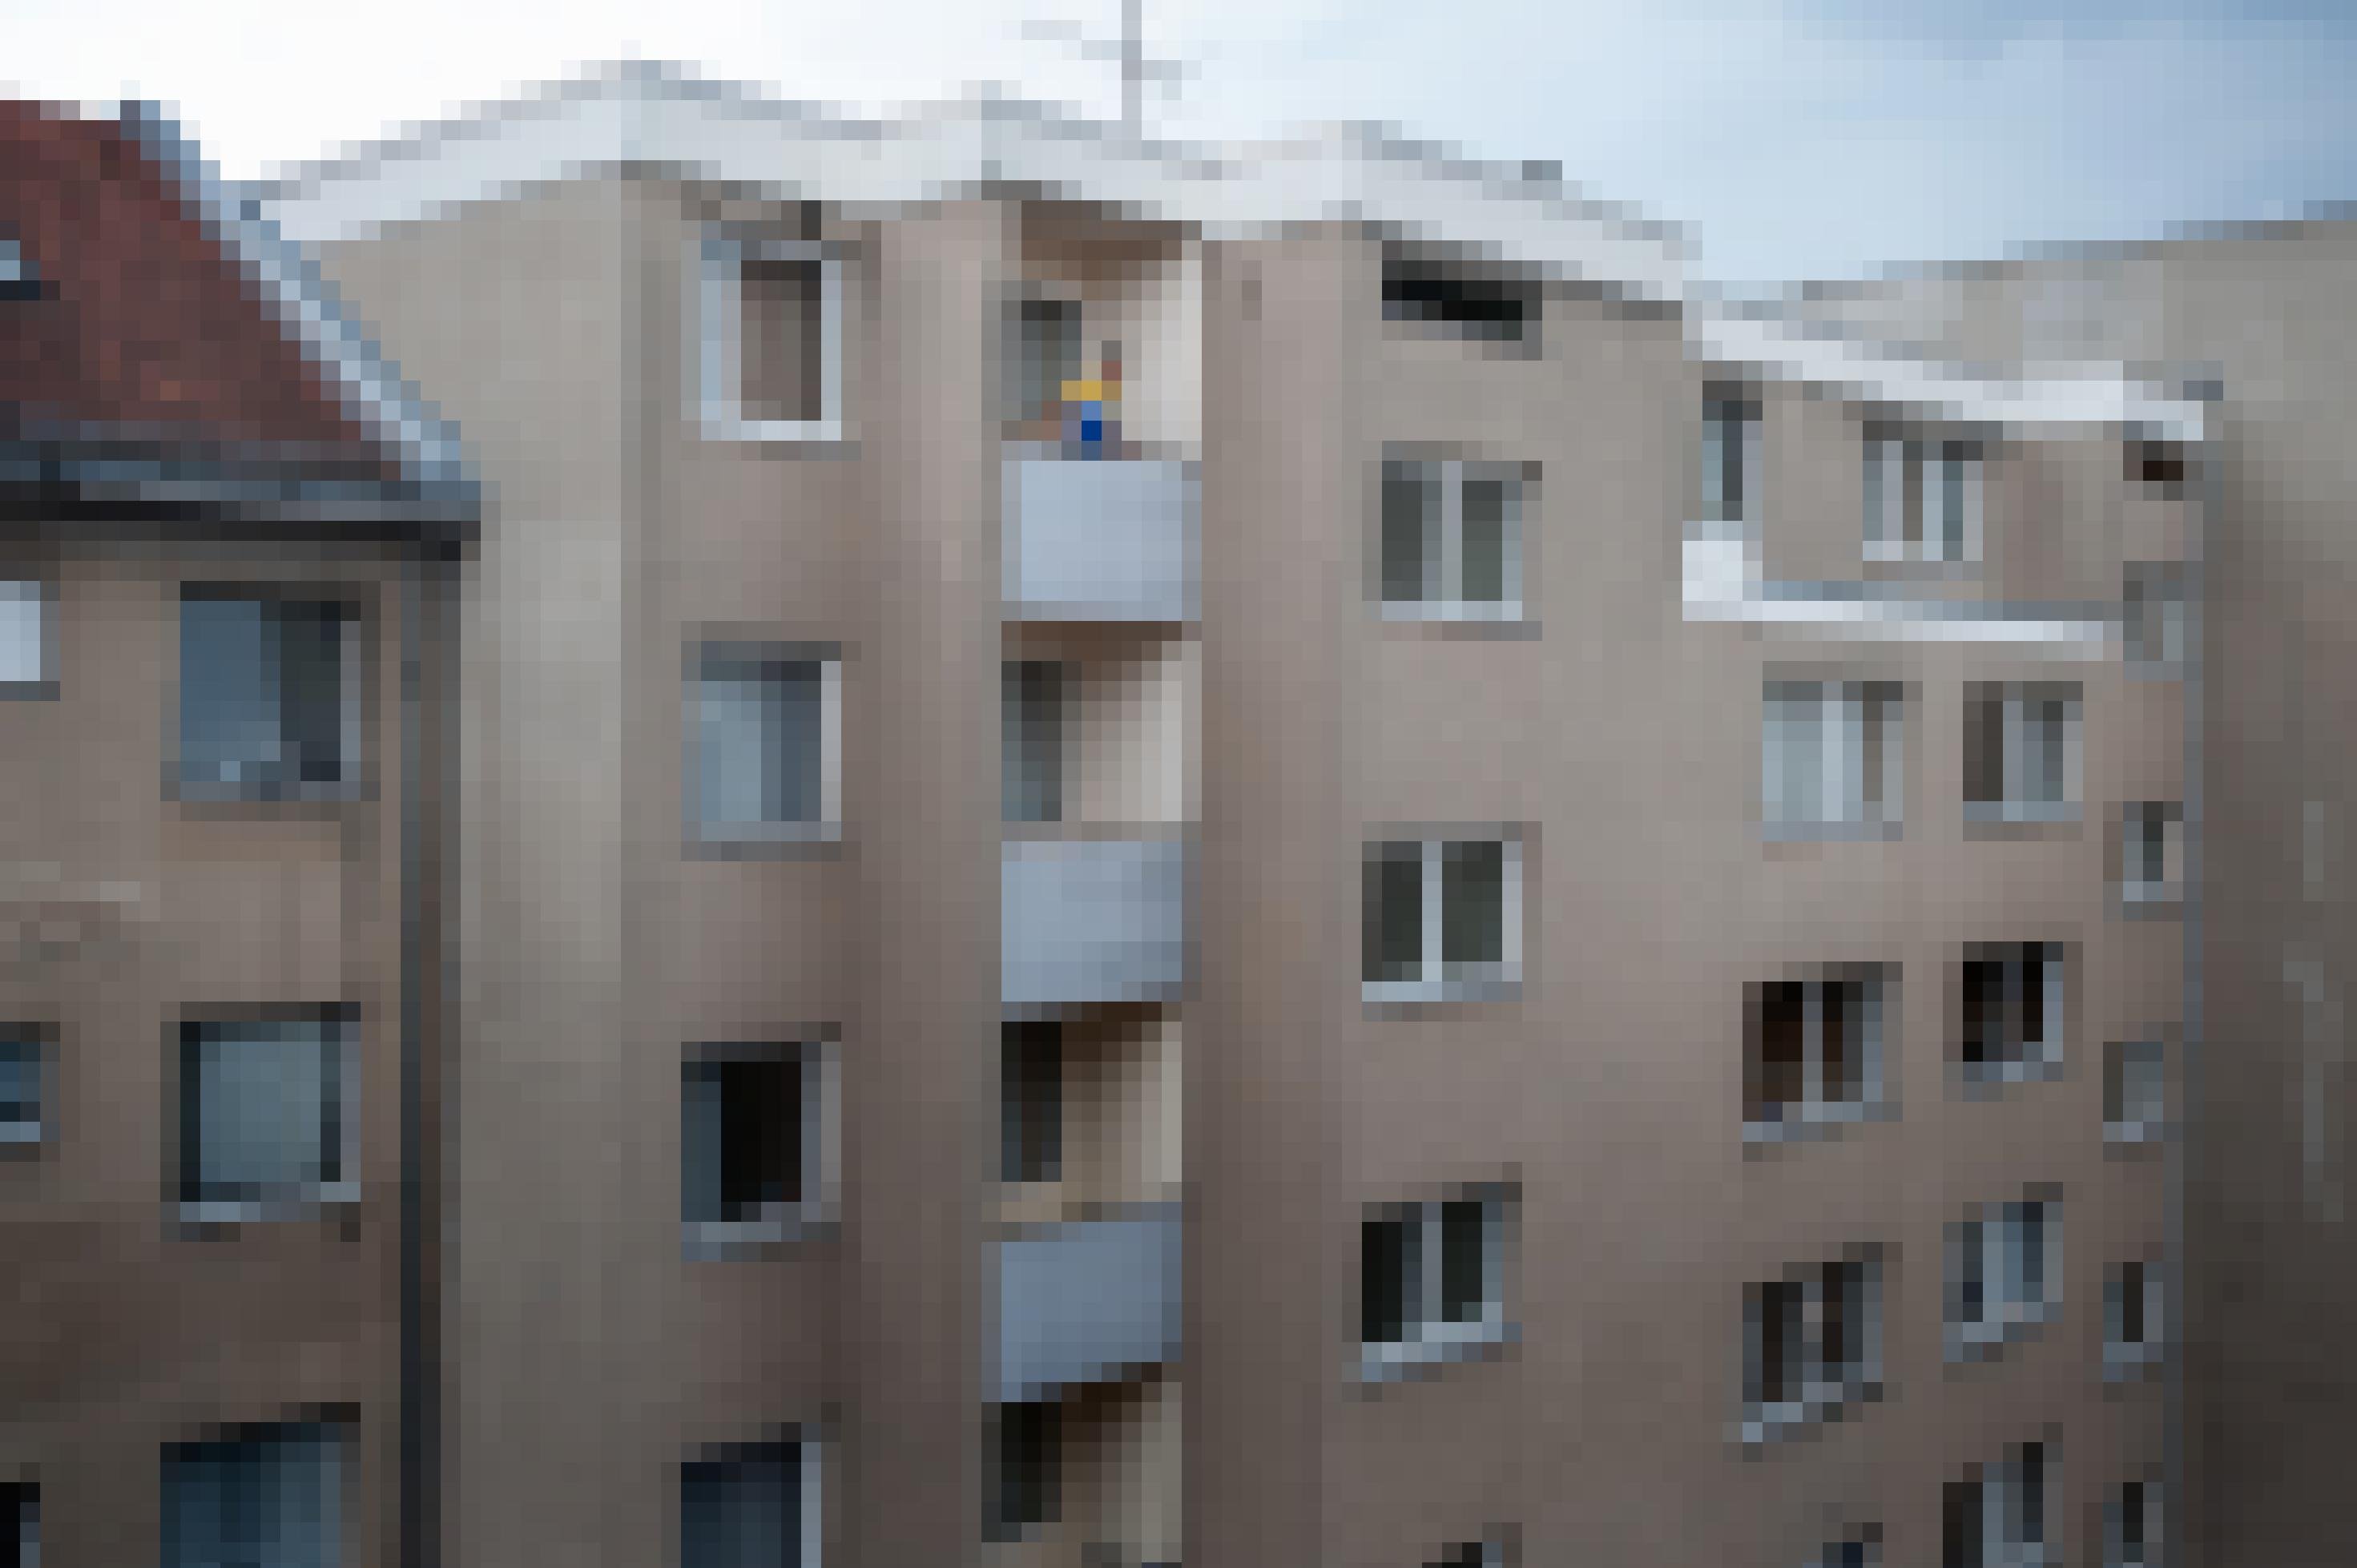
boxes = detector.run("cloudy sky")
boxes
[8,0,2354,284]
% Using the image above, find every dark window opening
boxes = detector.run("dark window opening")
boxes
[683,1444,801,1568]
[1001,1022,1064,1186]
[683,1050,806,1227]
[990,1402,1061,1542]
[1360,1216,1412,1345]
[1383,254,1536,345]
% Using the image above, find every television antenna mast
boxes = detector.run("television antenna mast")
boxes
[1019,0,1195,136]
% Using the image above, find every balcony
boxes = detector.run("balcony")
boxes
[1002,837,1190,1011]
[1002,453,1199,624]
[996,1207,1182,1402]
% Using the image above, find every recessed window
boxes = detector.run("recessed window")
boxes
[2104,1039,2167,1144]
[1381,250,1536,346]
[1359,1191,1512,1379]
[2117,803,2184,908]
[1362,837,1523,1003]
[1003,660,1072,825]
[699,232,844,442]
[1377,459,1528,621]
[1763,680,1904,835]
[683,1042,834,1254]
[177,1013,356,1222]
[1813,1530,1883,1568]
[1739,1251,1883,1443]
[163,1421,346,1568]
[1745,968,1888,1139]
[988,1401,1061,1544]
[683,1441,817,1568]
[1957,943,2066,1084]
[1001,1021,1063,1187]
[0,235,38,300]
[1944,1441,2051,1568]
[2104,1477,2162,1568]
[2,1480,33,1568]
[1964,683,2081,824]
[175,592,360,799]
[0,582,48,691]
[0,1030,47,1146]
[2124,563,2187,677]
[2104,1260,2166,1377]
[690,643,841,846]
[1699,389,1762,538]
[1947,1197,2061,1358]
[1864,432,1982,564]
[1009,295,1086,429]
[2129,439,2186,494]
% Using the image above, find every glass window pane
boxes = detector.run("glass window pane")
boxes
[1380,466,1440,603]
[684,1447,800,1568]
[1440,840,1505,969]
[1459,476,1512,604]
[1439,1199,1488,1323]
[183,1020,340,1203]
[1364,845,1424,983]
[1360,1217,1412,1344]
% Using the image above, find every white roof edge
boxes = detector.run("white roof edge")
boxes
[243,62,2199,444]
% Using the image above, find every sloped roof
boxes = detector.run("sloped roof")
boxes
[0,100,473,538]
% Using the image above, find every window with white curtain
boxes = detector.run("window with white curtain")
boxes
[1864,433,1982,564]
[690,643,841,846]
[1964,683,2081,823]
[1763,680,1904,835]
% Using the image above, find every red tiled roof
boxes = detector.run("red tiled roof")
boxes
[0,101,370,452]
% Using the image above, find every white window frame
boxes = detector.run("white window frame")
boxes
[1863,436,1983,565]
[1762,680,1904,836]
[683,1038,841,1259]
[1972,1446,2054,1568]
[2103,1477,2162,1568]
[1968,684,2082,824]
[1960,945,2067,1084]
[0,580,48,690]
[696,232,845,444]
[1948,1199,2063,1356]
[2119,803,2184,907]
[688,643,844,848]
[2103,1259,2166,1378]
[1698,393,1763,541]
[1362,836,1525,1005]
[1738,1254,1884,1445]
[2104,1038,2168,1145]
[0,1030,43,1145]
[1377,459,1528,623]
[1357,1195,1512,1381]
[175,1014,360,1226]
[1745,970,1888,1142]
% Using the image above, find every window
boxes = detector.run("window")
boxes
[1381,250,1536,346]
[698,232,843,441]
[2104,1039,2167,1144]
[3,1481,33,1568]
[989,1402,1061,1543]
[178,1014,355,1221]
[1948,1198,2061,1357]
[2129,439,2186,494]
[1377,459,1528,620]
[1814,1531,1883,1568]
[1363,838,1523,1002]
[1745,968,1888,1137]
[2124,564,2187,678]
[1864,433,1982,564]
[0,581,46,689]
[1964,683,2081,823]
[1944,1442,2051,1568]
[1762,681,1904,834]
[176,593,359,799]
[1358,1192,1511,1378]
[2103,1477,2162,1568]
[683,1042,834,1253]
[1428,1538,1512,1568]
[0,1030,46,1145]
[1003,661,1071,824]
[1957,943,2066,1083]
[1740,1252,1883,1442]
[1001,1021,1063,1187]
[2104,1260,2165,1377]
[690,644,841,845]
[2118,803,2184,907]
[163,1421,345,1568]
[1699,390,1762,537]
[1010,296,1086,428]
[0,234,38,300]
[683,1441,816,1568]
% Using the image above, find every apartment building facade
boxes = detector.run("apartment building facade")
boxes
[0,103,473,1567]
[0,64,2218,1568]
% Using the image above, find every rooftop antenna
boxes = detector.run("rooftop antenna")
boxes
[1018,0,1194,137]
